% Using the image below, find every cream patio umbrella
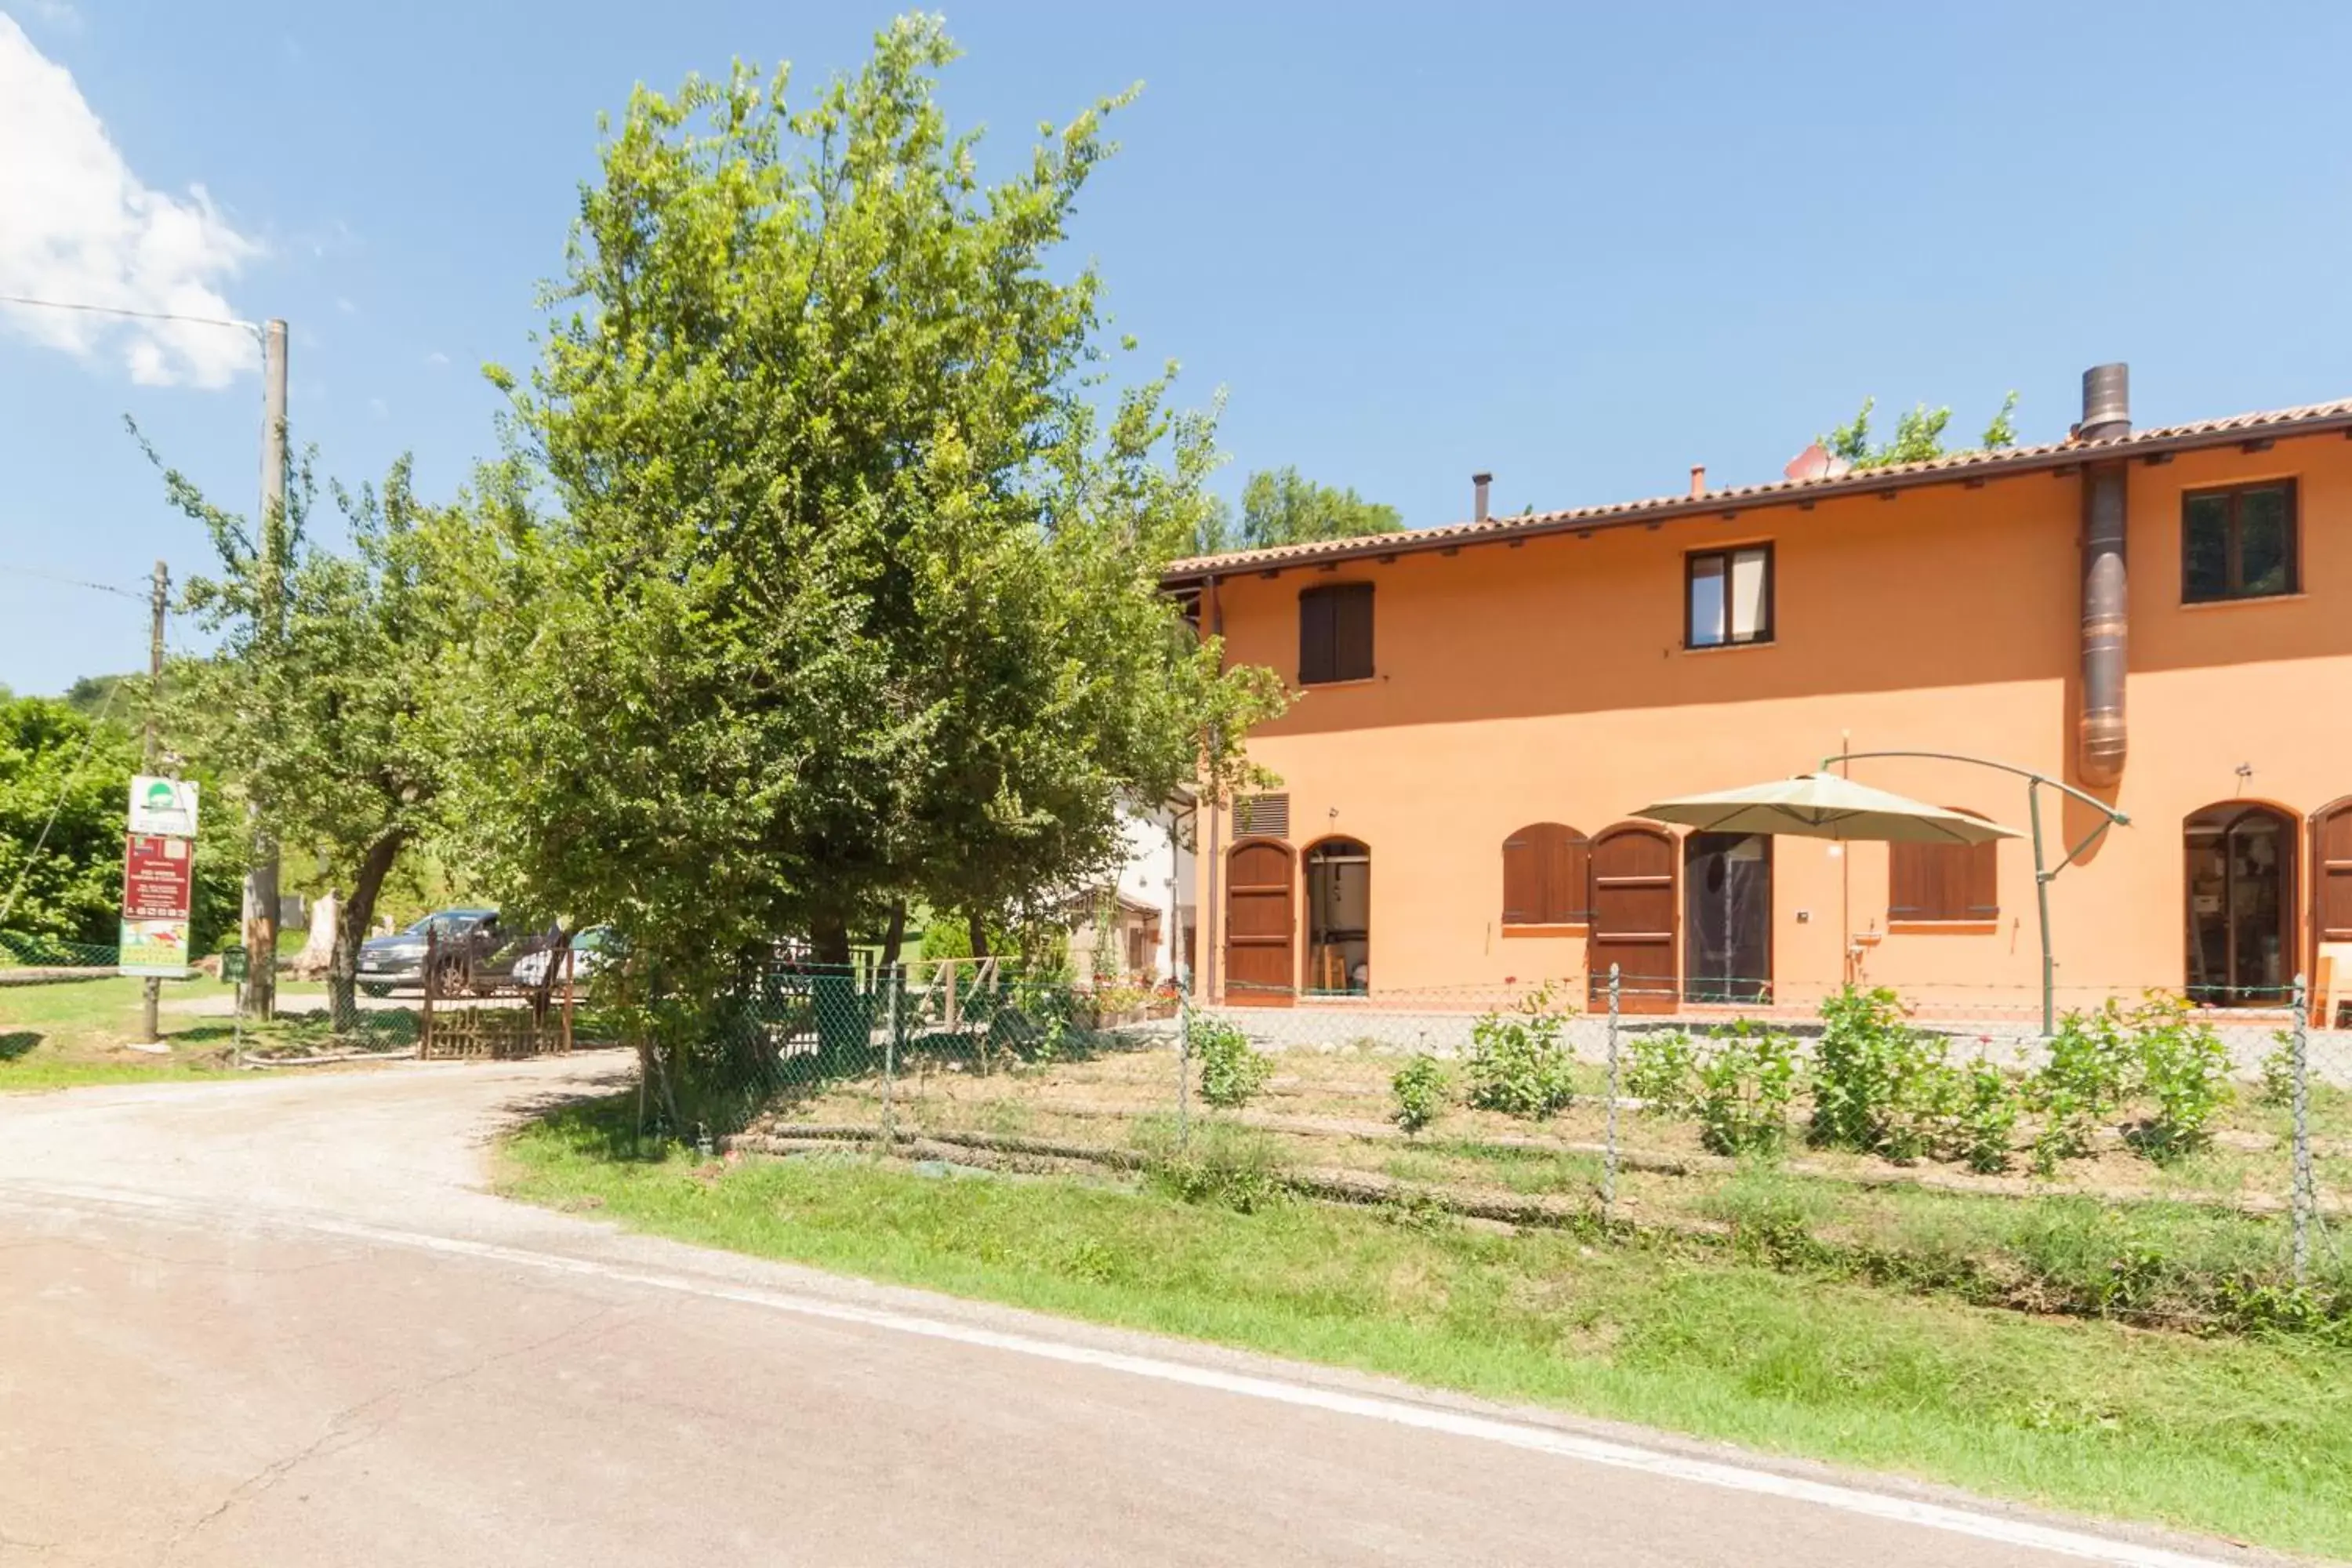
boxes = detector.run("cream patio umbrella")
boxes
[1628,772,2024,1022]
[1632,773,2020,846]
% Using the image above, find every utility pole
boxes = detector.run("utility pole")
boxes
[241,318,288,1022]
[137,558,168,1044]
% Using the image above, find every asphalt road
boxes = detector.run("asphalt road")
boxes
[0,1058,2292,1567]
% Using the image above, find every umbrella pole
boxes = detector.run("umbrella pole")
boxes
[2029,780,2054,1038]
[1838,733,1852,989]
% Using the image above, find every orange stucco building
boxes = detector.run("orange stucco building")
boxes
[1169,366,2352,1021]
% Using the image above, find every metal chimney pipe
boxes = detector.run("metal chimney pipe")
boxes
[2078,363,2130,786]
[1472,472,1492,523]
[2080,363,2130,443]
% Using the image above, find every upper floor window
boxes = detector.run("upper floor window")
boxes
[1299,583,1374,684]
[2183,481,2297,603]
[1686,544,1773,648]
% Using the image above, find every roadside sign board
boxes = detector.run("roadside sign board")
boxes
[128,775,199,837]
[220,944,248,984]
[119,833,194,978]
[123,834,194,920]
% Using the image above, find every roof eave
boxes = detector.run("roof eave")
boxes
[1160,406,2352,586]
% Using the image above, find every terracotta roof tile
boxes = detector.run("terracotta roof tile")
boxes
[1164,394,2352,579]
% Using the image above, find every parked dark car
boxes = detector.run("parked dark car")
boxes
[357,908,506,997]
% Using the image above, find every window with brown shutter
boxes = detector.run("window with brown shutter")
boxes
[1299,583,1373,684]
[1888,815,1998,925]
[1502,823,1592,927]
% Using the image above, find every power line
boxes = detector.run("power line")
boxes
[0,564,148,601]
[0,292,260,335]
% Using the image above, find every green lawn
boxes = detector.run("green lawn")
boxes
[0,977,234,1090]
[0,975,353,1091]
[506,1099,2352,1559]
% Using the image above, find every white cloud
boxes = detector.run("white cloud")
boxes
[333,295,356,315]
[367,396,388,419]
[0,15,259,387]
[424,350,449,366]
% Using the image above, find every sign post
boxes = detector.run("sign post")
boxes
[120,833,195,976]
[221,945,249,1068]
[120,779,200,1052]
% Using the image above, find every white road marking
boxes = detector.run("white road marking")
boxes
[0,1183,2243,1568]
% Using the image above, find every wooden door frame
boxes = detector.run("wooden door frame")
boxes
[1300,834,1372,997]
[1587,820,1679,1013]
[1223,836,1298,1007]
[1682,829,1773,1004]
[2186,800,2299,1005]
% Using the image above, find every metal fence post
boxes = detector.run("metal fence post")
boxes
[2292,971,2314,1288]
[1605,963,1621,1220]
[1175,978,1192,1152]
[881,962,899,1154]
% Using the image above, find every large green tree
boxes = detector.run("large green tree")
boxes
[1191,466,1404,554]
[149,447,456,1024]
[436,16,1280,1041]
[0,693,241,956]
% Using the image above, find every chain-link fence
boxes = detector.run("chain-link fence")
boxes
[0,929,121,980]
[691,960,2347,1334]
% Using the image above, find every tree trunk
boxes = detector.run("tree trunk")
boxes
[330,829,405,1033]
[528,921,570,1025]
[879,900,907,971]
[811,915,852,967]
[967,909,991,960]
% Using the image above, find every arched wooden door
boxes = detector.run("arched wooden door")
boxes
[2312,797,2352,971]
[1588,823,1678,1014]
[1225,838,1297,1007]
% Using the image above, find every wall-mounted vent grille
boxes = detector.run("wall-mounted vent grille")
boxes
[1234,793,1290,839]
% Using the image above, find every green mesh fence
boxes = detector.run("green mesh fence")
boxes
[644,962,1178,1139]
[0,930,122,972]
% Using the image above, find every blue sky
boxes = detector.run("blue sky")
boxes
[4,0,2350,695]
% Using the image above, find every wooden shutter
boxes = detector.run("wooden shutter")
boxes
[1502,830,1537,924]
[1889,829,1998,923]
[1889,841,1940,920]
[1333,583,1374,681]
[1962,838,1998,918]
[1552,829,1591,922]
[1298,589,1336,684]
[1503,824,1591,925]
[1299,584,1373,684]
[2315,800,2352,943]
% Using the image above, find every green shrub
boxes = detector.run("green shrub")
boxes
[1809,985,1947,1156]
[1390,1053,1453,1135]
[2127,992,2233,1164]
[1624,1029,1697,1116]
[1464,986,1577,1119]
[2030,1001,2136,1173]
[1192,1015,1273,1109]
[1694,1020,1800,1157]
[2027,994,2230,1172]
[2259,1029,2299,1105]
[1146,1123,1287,1213]
[1945,1059,2022,1174]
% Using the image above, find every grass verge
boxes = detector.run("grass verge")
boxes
[505,1098,2352,1559]
[0,975,409,1091]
